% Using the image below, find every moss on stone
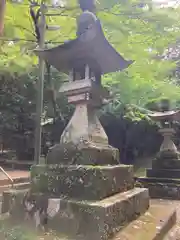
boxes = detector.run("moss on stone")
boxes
[31,164,134,200]
[46,142,119,165]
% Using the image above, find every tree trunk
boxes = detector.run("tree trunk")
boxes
[0,0,6,36]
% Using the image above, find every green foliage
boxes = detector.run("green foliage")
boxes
[98,1,180,106]
[2,0,180,81]
[0,68,72,159]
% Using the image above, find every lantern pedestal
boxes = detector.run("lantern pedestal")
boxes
[137,128,180,200]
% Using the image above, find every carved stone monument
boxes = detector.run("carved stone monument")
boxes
[0,2,177,240]
[137,99,180,199]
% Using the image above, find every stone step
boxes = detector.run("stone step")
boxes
[147,169,180,179]
[0,197,176,240]
[136,176,180,184]
[31,164,134,201]
[113,203,176,240]
[154,199,180,240]
[136,177,180,200]
[163,223,180,239]
[1,187,149,240]
[152,159,180,170]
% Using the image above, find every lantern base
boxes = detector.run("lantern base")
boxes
[135,149,180,199]
[136,176,180,200]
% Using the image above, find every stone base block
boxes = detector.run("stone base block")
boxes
[136,177,180,200]
[113,201,176,240]
[2,187,149,240]
[152,159,180,169]
[1,189,28,214]
[31,164,134,201]
[46,142,119,165]
[147,168,180,179]
[156,150,180,161]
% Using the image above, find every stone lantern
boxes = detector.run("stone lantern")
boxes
[148,99,180,173]
[29,6,150,239]
[138,99,180,199]
[34,10,134,165]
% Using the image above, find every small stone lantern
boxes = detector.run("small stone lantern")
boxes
[148,99,180,166]
[137,99,180,200]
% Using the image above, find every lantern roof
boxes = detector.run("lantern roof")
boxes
[149,110,180,121]
[35,19,133,75]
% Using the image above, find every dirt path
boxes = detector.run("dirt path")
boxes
[151,199,180,239]
[0,170,29,180]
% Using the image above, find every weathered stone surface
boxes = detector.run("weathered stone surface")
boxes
[60,103,109,145]
[113,202,176,240]
[158,128,178,153]
[57,80,110,146]
[31,164,134,200]
[156,150,180,161]
[46,142,119,165]
[47,188,149,240]
[2,188,149,240]
[147,169,180,179]
[152,159,180,170]
[136,177,180,200]
[149,183,180,200]
[139,143,180,200]
[135,176,180,184]
[1,189,28,215]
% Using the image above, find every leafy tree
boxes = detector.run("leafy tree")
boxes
[1,1,179,73]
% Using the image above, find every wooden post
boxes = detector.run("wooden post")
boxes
[34,3,46,165]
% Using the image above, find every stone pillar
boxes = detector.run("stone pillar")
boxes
[46,79,119,166]
[60,79,109,146]
[159,128,177,153]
